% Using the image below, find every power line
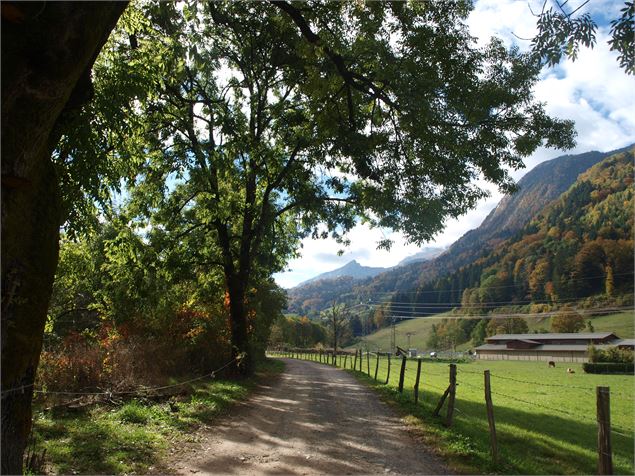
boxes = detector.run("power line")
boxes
[375,305,631,315]
[374,306,633,320]
[370,295,614,308]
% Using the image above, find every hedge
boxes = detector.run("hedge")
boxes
[583,362,634,374]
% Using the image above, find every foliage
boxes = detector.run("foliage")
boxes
[322,304,352,352]
[487,317,529,336]
[582,362,634,374]
[550,307,585,332]
[531,0,634,74]
[588,345,634,363]
[71,0,575,371]
[268,315,327,349]
[41,215,280,392]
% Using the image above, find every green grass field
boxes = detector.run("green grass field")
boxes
[350,311,635,353]
[285,352,634,475]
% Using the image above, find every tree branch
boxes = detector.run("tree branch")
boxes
[271,0,399,113]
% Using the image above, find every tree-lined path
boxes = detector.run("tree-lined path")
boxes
[175,359,447,475]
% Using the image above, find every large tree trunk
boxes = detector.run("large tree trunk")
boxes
[225,273,254,376]
[1,3,127,473]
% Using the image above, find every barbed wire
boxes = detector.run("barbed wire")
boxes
[1,357,238,399]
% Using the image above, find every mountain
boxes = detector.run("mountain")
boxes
[297,260,386,287]
[286,145,634,316]
[447,148,629,258]
[357,145,634,296]
[396,247,445,266]
[392,145,635,349]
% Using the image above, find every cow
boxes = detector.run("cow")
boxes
[567,368,575,374]
[548,361,556,368]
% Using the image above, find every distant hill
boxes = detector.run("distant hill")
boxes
[356,145,633,296]
[286,145,634,316]
[373,146,634,350]
[297,260,386,287]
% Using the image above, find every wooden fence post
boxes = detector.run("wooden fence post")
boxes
[359,350,363,372]
[384,354,391,384]
[374,353,380,380]
[353,349,358,370]
[597,386,612,475]
[398,355,407,393]
[484,370,498,464]
[414,358,422,404]
[446,363,457,426]
[343,353,347,368]
[367,351,371,375]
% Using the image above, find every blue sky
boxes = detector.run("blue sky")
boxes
[273,0,635,289]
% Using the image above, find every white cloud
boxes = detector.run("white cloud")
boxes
[274,3,635,289]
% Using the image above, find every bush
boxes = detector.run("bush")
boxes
[588,345,634,364]
[583,362,634,374]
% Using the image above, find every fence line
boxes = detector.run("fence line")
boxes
[272,349,634,471]
[1,357,239,399]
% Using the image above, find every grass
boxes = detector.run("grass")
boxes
[525,311,635,338]
[285,352,634,475]
[30,359,284,475]
[349,311,635,353]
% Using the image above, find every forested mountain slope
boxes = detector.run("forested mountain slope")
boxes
[287,145,633,315]
[385,146,635,326]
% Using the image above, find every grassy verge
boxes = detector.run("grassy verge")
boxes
[29,359,284,475]
[282,353,634,475]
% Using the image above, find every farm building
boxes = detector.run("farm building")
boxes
[475,332,633,363]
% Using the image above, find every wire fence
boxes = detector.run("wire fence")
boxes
[271,348,634,472]
[1,357,239,399]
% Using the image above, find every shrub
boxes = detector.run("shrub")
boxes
[588,345,634,364]
[583,362,634,374]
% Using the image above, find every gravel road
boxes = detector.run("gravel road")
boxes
[175,358,448,475]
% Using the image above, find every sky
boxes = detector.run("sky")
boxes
[273,0,635,289]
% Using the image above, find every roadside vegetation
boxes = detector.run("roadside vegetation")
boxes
[278,354,634,475]
[28,360,283,475]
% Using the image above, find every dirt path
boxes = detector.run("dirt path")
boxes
[173,358,448,475]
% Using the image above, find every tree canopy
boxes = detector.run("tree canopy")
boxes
[58,0,575,371]
[531,0,634,74]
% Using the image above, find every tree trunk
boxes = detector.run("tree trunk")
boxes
[1,3,127,473]
[226,274,253,375]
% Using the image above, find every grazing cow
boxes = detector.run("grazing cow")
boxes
[567,368,575,374]
[548,361,556,368]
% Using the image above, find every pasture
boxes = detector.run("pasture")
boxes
[290,353,635,474]
[349,311,635,354]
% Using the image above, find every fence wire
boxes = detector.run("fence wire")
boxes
[1,357,238,399]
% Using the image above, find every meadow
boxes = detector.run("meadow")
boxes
[286,352,635,475]
[349,311,635,354]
